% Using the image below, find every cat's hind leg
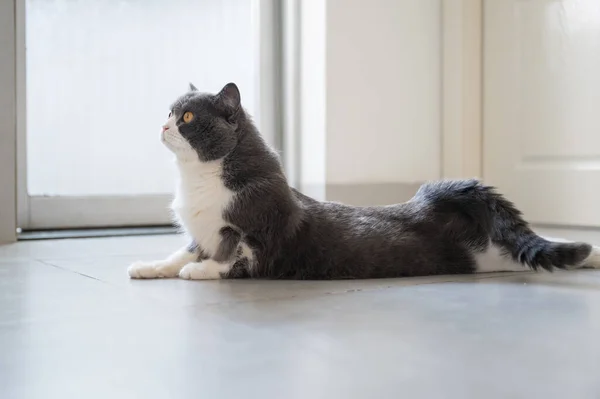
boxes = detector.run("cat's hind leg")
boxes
[128,242,200,279]
[417,180,595,272]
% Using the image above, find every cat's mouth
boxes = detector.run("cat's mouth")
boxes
[161,124,174,144]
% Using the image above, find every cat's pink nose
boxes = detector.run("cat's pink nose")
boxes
[162,125,169,133]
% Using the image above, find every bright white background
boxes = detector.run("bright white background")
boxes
[26,0,256,196]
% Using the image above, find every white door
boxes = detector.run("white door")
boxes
[17,0,279,230]
[484,0,600,227]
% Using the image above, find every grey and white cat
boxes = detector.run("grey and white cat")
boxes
[128,83,600,280]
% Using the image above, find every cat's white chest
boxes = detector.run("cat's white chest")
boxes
[171,159,234,257]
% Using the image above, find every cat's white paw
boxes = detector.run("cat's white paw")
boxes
[128,261,180,279]
[178,260,225,280]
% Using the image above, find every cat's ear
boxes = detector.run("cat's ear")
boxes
[188,82,198,91]
[216,82,241,115]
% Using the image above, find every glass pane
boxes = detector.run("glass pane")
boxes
[26,0,256,196]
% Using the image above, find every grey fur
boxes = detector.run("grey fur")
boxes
[225,257,251,279]
[170,83,593,280]
[213,227,241,263]
[186,240,199,254]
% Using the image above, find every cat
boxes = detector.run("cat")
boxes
[128,82,600,280]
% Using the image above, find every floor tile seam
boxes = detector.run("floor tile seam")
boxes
[35,258,117,285]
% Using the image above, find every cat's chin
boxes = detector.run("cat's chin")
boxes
[162,144,178,155]
[168,148,200,163]
[162,140,191,157]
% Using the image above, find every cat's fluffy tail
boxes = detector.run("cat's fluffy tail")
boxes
[498,233,594,271]
[415,179,596,271]
[484,185,595,271]
[538,237,600,270]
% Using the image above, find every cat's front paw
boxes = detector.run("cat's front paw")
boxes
[178,260,224,280]
[128,261,179,279]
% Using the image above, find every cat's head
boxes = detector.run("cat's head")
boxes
[161,82,242,162]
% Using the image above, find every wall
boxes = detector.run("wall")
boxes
[327,0,441,184]
[0,0,17,244]
[297,0,442,204]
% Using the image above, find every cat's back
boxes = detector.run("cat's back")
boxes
[299,193,422,232]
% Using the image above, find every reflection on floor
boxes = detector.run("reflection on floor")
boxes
[1,229,600,399]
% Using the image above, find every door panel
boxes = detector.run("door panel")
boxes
[484,0,600,227]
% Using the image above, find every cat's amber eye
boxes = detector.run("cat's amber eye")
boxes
[183,111,194,123]
[168,111,172,118]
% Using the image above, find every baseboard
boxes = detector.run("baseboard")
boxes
[19,225,176,240]
[25,194,172,230]
[325,182,423,206]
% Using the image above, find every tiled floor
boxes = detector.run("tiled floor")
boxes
[2,230,600,399]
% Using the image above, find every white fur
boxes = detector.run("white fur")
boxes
[128,246,198,278]
[128,116,236,280]
[179,259,230,280]
[171,158,234,258]
[583,246,600,268]
[474,242,527,273]
[239,242,255,269]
